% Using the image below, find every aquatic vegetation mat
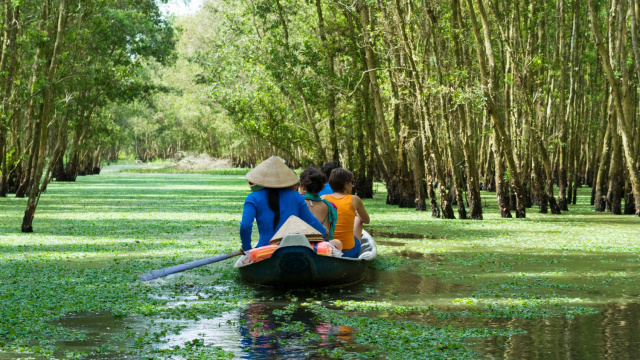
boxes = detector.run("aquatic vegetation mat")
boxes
[1,169,639,359]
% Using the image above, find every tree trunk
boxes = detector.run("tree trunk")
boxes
[483,146,495,192]
[572,150,582,206]
[533,130,562,215]
[445,110,468,219]
[362,76,376,199]
[450,149,468,219]
[531,159,543,207]
[16,113,40,198]
[395,126,415,208]
[595,112,612,211]
[606,134,624,214]
[22,0,65,232]
[51,108,69,180]
[356,0,397,176]
[0,3,19,197]
[467,0,527,218]
[314,0,338,161]
[300,94,328,163]
[426,171,440,218]
[588,0,640,216]
[356,88,369,199]
[625,178,636,214]
[492,131,512,218]
[391,0,453,218]
[451,0,482,219]
[408,141,427,211]
[556,0,570,212]
[62,92,99,181]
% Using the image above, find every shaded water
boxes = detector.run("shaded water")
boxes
[474,302,640,360]
[0,353,41,360]
[53,301,364,359]
[369,229,445,240]
[230,302,364,359]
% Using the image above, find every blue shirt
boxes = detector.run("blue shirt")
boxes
[318,182,333,196]
[240,188,326,251]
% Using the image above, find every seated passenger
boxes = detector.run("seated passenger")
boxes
[318,161,342,196]
[323,169,370,258]
[239,156,326,253]
[299,168,343,253]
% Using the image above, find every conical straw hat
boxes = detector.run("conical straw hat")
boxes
[270,215,323,244]
[246,156,299,188]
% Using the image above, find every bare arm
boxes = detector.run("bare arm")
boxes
[352,196,370,224]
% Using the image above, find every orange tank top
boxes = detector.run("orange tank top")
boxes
[323,194,355,250]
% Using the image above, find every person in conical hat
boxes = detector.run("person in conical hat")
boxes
[240,156,326,252]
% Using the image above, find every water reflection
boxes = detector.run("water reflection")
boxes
[478,302,640,360]
[45,259,640,360]
[52,312,144,360]
[47,294,640,360]
[155,311,243,354]
[0,353,45,360]
[239,301,356,359]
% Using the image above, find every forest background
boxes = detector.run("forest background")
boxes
[1,0,640,233]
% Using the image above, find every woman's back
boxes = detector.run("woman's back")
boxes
[323,194,355,249]
[241,188,325,249]
[299,167,339,246]
[306,199,331,231]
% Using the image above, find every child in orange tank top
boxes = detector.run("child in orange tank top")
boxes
[322,169,370,258]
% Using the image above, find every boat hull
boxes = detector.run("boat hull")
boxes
[236,231,376,287]
[238,246,368,286]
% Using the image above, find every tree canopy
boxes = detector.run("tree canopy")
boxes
[2,0,640,232]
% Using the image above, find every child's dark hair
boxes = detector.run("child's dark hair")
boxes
[268,189,279,230]
[329,168,353,193]
[300,168,326,195]
[321,161,341,180]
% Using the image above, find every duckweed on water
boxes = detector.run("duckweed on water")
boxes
[331,300,433,314]
[123,168,251,176]
[1,168,640,359]
[304,304,526,359]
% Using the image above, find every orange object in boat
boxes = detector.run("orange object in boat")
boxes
[249,245,279,262]
[313,242,333,256]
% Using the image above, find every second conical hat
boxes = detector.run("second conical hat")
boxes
[269,215,324,244]
[245,156,299,188]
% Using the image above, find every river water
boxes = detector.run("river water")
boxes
[46,256,640,360]
[5,171,637,359]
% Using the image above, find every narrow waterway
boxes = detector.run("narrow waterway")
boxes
[4,173,638,359]
[52,246,640,359]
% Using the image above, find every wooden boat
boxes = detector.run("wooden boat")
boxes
[234,230,377,287]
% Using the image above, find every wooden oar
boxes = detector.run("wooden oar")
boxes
[138,250,244,281]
